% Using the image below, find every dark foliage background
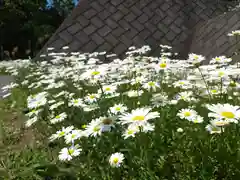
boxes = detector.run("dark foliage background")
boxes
[0,0,75,60]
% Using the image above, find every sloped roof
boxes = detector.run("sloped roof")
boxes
[38,0,231,58]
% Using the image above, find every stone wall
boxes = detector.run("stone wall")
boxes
[190,10,240,59]
[38,0,235,58]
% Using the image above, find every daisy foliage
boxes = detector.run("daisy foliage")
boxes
[2,37,240,179]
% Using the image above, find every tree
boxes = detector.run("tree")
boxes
[0,0,75,60]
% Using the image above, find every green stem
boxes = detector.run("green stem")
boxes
[197,67,212,100]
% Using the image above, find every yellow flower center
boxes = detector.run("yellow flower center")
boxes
[193,119,198,123]
[113,157,119,164]
[132,115,145,121]
[105,87,111,91]
[218,72,224,76]
[212,126,219,132]
[148,82,155,86]
[68,149,74,155]
[127,130,134,134]
[56,115,60,119]
[159,63,167,68]
[230,81,236,87]
[92,71,100,76]
[71,134,76,138]
[179,81,185,85]
[115,107,121,111]
[211,89,217,93]
[89,95,95,99]
[74,99,79,104]
[215,57,220,61]
[59,131,65,136]
[82,124,86,129]
[93,126,100,132]
[221,111,235,119]
[184,112,191,117]
[194,55,199,59]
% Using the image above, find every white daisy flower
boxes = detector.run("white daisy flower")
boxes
[175,91,193,102]
[64,130,83,144]
[205,124,223,134]
[206,103,240,122]
[26,109,42,118]
[130,76,147,85]
[191,115,204,123]
[210,56,231,64]
[81,68,107,80]
[141,122,155,132]
[25,116,38,127]
[227,30,240,36]
[49,101,64,110]
[177,128,184,132]
[188,53,205,64]
[59,145,82,161]
[68,98,84,107]
[85,119,103,137]
[27,92,48,109]
[177,109,198,121]
[210,69,229,79]
[50,112,67,124]
[155,58,170,72]
[109,104,128,115]
[151,93,169,107]
[47,47,55,51]
[160,44,172,49]
[49,126,74,141]
[119,108,160,126]
[62,46,69,50]
[85,93,100,103]
[142,81,160,92]
[99,85,117,95]
[209,88,220,95]
[210,119,230,127]
[173,80,192,89]
[122,124,140,139]
[109,152,124,168]
[126,90,143,97]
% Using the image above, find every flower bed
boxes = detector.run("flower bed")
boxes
[1,33,240,179]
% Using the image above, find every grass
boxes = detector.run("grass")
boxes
[0,91,56,179]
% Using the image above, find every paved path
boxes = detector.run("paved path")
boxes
[0,75,14,98]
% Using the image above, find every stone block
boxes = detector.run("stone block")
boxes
[112,27,125,37]
[76,32,90,44]
[120,34,133,47]
[131,20,144,31]
[98,10,111,20]
[113,43,127,54]
[137,14,149,24]
[124,12,137,22]
[98,25,112,37]
[84,9,98,19]
[91,33,105,45]
[83,25,97,35]
[77,16,90,27]
[106,18,118,29]
[91,16,104,28]
[58,31,73,43]
[67,23,82,35]
[105,33,119,46]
